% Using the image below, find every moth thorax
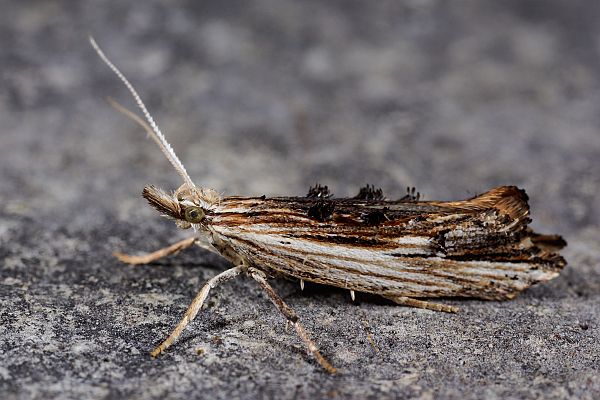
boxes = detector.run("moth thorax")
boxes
[175,183,221,208]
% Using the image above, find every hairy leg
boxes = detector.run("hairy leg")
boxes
[151,265,244,357]
[385,295,459,313]
[249,268,337,374]
[114,237,202,265]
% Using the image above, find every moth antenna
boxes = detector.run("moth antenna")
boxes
[89,36,195,189]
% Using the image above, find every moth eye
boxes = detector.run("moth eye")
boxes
[184,206,205,223]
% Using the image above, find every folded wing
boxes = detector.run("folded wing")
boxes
[208,186,565,300]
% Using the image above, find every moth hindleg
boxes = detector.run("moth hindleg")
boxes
[248,267,337,374]
[385,295,459,313]
[151,265,244,357]
[114,236,201,265]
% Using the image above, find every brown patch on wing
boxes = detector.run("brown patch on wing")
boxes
[210,186,565,280]
[221,233,562,301]
[307,184,332,199]
[529,232,567,252]
[435,186,529,218]
[354,184,384,201]
[307,200,335,221]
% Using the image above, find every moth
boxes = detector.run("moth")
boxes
[90,38,566,374]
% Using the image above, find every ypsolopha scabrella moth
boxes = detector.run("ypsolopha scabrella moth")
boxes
[90,37,566,374]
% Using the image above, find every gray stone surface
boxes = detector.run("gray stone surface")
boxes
[1,1,599,399]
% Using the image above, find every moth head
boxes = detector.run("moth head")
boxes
[142,184,220,230]
[90,38,222,230]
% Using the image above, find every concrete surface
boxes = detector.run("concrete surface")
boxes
[1,1,599,399]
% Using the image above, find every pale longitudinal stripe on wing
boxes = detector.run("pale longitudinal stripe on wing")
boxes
[213,226,548,298]
[208,189,565,299]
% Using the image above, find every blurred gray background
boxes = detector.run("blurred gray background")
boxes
[1,1,599,399]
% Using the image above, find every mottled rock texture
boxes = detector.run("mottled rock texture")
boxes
[1,1,599,399]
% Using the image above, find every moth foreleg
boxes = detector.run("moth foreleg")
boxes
[385,295,459,313]
[114,236,199,265]
[151,265,244,357]
[248,268,337,374]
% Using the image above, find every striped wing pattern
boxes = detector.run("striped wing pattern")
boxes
[207,186,565,300]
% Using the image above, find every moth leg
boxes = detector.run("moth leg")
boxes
[114,236,201,265]
[385,295,459,313]
[151,265,244,357]
[248,268,337,374]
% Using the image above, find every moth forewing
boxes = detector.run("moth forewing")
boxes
[209,186,565,301]
[91,37,566,374]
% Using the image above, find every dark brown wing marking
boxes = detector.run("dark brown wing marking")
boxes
[306,184,332,199]
[208,185,565,298]
[354,184,384,201]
